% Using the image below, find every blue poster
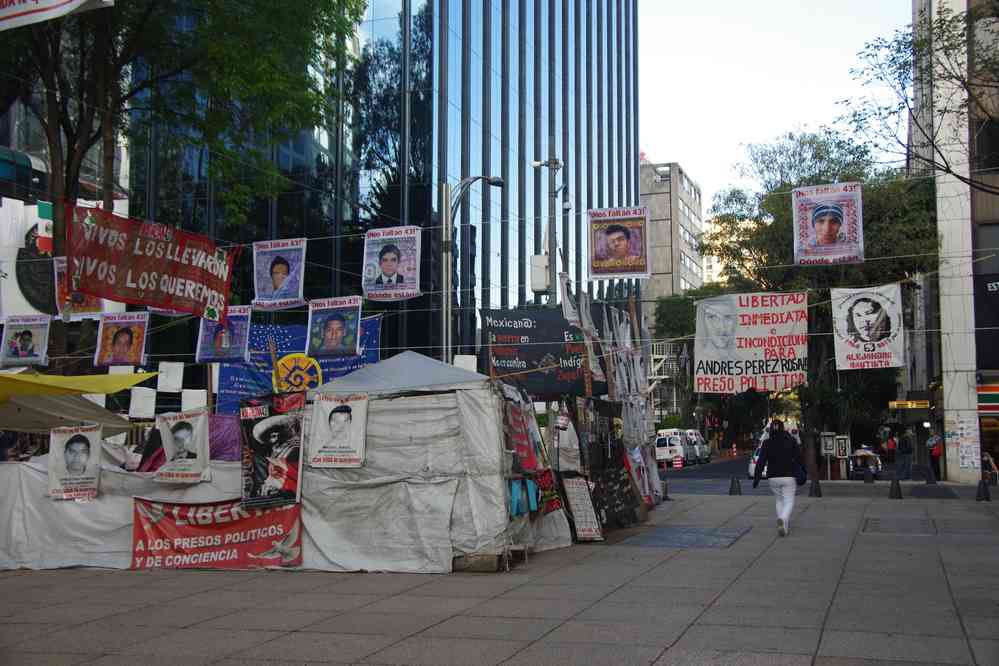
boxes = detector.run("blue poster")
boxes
[216,315,381,414]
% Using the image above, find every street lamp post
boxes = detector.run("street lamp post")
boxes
[532,157,563,307]
[441,176,504,364]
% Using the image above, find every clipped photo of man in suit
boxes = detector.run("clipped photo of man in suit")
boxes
[374,244,404,285]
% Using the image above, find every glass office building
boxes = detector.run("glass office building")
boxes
[17,0,640,366]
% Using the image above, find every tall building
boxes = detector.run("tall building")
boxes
[638,160,703,327]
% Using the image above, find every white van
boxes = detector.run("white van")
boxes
[656,429,699,466]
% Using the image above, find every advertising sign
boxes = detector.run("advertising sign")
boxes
[693,292,808,394]
[307,393,368,467]
[66,206,236,321]
[0,314,50,365]
[94,312,149,366]
[792,182,864,265]
[240,392,305,508]
[195,305,251,364]
[587,207,651,279]
[306,296,362,358]
[252,238,306,310]
[362,226,421,301]
[48,423,103,500]
[832,283,905,370]
[131,498,302,569]
[975,274,999,371]
[154,407,211,484]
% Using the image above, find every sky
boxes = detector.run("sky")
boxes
[638,0,913,217]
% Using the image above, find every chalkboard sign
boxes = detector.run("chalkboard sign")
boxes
[590,467,641,529]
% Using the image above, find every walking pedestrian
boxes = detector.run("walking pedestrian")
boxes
[926,427,943,480]
[896,427,914,480]
[752,419,805,537]
[885,431,897,464]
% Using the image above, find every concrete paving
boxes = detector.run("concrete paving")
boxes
[1,491,998,665]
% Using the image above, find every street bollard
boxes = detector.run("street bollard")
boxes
[977,480,992,502]
[808,479,823,498]
[889,478,904,499]
[728,477,742,496]
[864,468,875,484]
[662,479,672,502]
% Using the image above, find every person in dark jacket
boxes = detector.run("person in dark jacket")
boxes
[753,419,805,537]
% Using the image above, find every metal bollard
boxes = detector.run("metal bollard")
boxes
[728,477,742,496]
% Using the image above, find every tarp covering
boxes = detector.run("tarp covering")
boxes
[0,368,156,401]
[315,350,489,395]
[0,394,132,435]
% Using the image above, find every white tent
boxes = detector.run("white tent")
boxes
[303,351,511,572]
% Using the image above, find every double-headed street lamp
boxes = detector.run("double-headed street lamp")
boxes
[441,176,504,363]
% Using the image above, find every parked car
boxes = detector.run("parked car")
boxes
[847,447,883,480]
[686,429,711,463]
[655,435,685,467]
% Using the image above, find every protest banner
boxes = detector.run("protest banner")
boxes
[195,305,251,364]
[0,0,112,32]
[832,284,905,370]
[307,393,368,467]
[587,207,651,279]
[252,238,306,310]
[240,392,305,508]
[559,272,581,326]
[792,182,864,265]
[53,256,105,319]
[306,296,362,358]
[66,206,236,321]
[131,498,302,569]
[216,318,381,415]
[482,308,607,398]
[49,424,102,500]
[362,226,421,301]
[94,312,149,366]
[1,314,51,365]
[154,407,211,484]
[693,292,808,394]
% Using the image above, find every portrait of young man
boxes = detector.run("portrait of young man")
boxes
[373,244,404,285]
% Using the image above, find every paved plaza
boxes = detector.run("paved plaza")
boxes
[1,491,998,665]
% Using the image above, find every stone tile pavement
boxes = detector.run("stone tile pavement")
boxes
[1,492,997,665]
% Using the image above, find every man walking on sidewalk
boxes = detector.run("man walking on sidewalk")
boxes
[896,427,914,480]
[752,419,804,537]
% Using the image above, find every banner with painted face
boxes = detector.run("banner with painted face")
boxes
[362,226,421,301]
[252,238,306,310]
[306,296,362,358]
[49,423,103,500]
[792,182,864,265]
[693,292,809,394]
[94,312,149,366]
[195,305,251,364]
[307,393,368,467]
[240,392,305,508]
[832,284,905,370]
[155,407,211,484]
[1,314,51,365]
[587,207,651,279]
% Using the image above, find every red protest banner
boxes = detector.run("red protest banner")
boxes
[131,498,302,570]
[66,206,238,321]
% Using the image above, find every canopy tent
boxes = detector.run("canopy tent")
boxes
[0,367,156,401]
[315,350,489,395]
[0,393,133,436]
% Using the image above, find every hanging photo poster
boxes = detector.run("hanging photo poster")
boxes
[94,312,149,366]
[53,256,105,320]
[693,292,808,394]
[832,284,905,370]
[306,296,362,358]
[1,314,51,365]
[587,207,651,279]
[240,392,305,508]
[252,238,306,310]
[49,423,103,500]
[195,305,251,363]
[792,182,864,265]
[307,393,368,467]
[362,226,421,301]
[562,477,604,541]
[559,272,581,326]
[154,407,211,484]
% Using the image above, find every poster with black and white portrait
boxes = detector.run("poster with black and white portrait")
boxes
[832,284,904,370]
[308,393,368,467]
[49,423,103,500]
[154,407,210,484]
[240,392,305,508]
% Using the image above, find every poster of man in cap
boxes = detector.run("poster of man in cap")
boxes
[240,392,305,508]
[252,238,306,310]
[792,182,864,265]
[362,226,421,301]
[195,305,251,363]
[154,407,210,484]
[308,393,368,467]
[0,314,51,366]
[49,423,103,500]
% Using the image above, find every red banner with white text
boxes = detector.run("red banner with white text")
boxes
[66,206,237,321]
[131,498,302,569]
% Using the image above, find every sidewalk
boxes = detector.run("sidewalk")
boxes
[1,492,997,665]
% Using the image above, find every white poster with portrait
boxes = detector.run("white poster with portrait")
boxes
[252,238,306,310]
[832,284,905,370]
[49,423,103,500]
[587,207,651,279]
[792,182,863,265]
[362,226,421,301]
[1,314,51,365]
[154,407,211,484]
[195,305,251,363]
[307,393,368,467]
[693,292,809,394]
[94,312,149,367]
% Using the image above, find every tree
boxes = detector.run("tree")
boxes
[843,2,999,196]
[0,0,365,254]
